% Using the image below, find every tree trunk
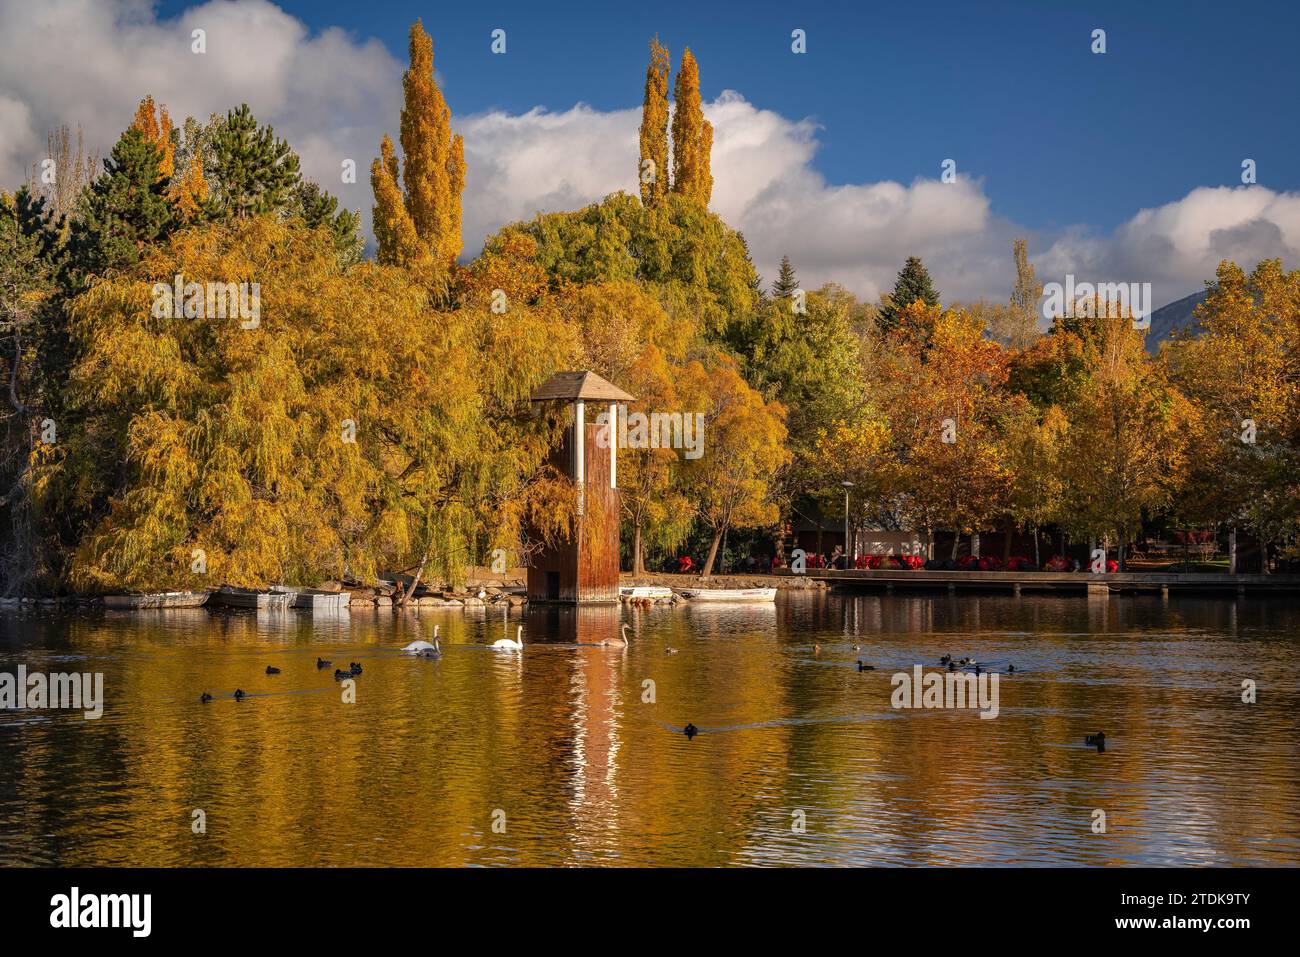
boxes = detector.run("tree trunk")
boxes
[950,529,960,561]
[398,550,428,606]
[1229,527,1237,575]
[1032,527,1040,567]
[971,531,980,559]
[700,528,724,578]
[632,522,645,575]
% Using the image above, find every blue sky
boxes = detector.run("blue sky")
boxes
[155,0,1300,233]
[4,0,1297,307]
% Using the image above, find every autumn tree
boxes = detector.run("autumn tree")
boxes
[638,36,670,208]
[1057,308,1192,567]
[670,48,713,206]
[895,305,1012,556]
[1167,259,1300,569]
[677,355,789,576]
[372,20,466,269]
[519,191,759,341]
[130,96,175,182]
[877,256,940,334]
[39,217,577,593]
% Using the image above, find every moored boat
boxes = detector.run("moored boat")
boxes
[619,585,674,600]
[103,591,210,610]
[677,587,777,603]
[291,589,351,611]
[212,586,291,610]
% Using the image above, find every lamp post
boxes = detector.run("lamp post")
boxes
[841,481,854,569]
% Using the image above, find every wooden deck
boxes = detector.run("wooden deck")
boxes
[785,568,1300,595]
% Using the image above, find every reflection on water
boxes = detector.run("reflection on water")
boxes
[0,593,1297,866]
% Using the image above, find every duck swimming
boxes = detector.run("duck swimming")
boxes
[233,689,247,700]
[333,669,351,681]
[199,692,212,703]
[683,723,699,739]
[265,665,280,675]
[1085,732,1106,747]
[316,658,331,669]
[857,660,875,672]
[349,662,362,675]
[1007,664,1016,674]
[415,639,441,659]
[940,654,952,665]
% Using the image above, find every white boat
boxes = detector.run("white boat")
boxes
[619,586,674,600]
[212,586,291,610]
[677,587,777,603]
[103,591,209,609]
[290,589,351,611]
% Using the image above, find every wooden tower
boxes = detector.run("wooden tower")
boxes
[527,371,635,603]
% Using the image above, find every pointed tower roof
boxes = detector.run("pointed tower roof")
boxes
[530,370,635,403]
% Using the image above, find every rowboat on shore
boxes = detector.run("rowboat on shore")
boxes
[289,589,351,612]
[619,586,674,600]
[212,586,291,610]
[677,587,777,603]
[103,591,210,610]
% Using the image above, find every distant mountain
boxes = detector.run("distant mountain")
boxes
[1145,289,1208,352]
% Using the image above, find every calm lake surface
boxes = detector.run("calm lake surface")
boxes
[1,592,1297,867]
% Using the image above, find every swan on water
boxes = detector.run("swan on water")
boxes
[603,624,631,647]
[402,624,441,654]
[491,625,524,650]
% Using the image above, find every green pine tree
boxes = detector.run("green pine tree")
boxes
[771,255,799,299]
[878,255,940,331]
[293,181,363,265]
[67,126,173,282]
[207,104,301,220]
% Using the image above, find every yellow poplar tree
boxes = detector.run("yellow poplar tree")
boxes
[372,19,466,267]
[670,48,713,206]
[167,153,209,223]
[638,37,670,208]
[130,96,174,180]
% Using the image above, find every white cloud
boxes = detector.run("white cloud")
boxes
[2,0,1297,312]
[1038,186,1300,308]
[0,0,395,228]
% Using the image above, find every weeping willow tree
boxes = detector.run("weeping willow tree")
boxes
[38,217,578,594]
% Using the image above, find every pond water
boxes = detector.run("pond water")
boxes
[1,592,1296,866]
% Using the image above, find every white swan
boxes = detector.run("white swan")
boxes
[402,624,440,654]
[491,625,524,650]
[604,624,631,647]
